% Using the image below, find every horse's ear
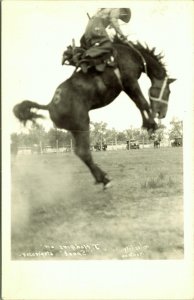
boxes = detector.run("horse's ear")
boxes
[168,78,177,84]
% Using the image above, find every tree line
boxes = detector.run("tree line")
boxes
[11,118,183,150]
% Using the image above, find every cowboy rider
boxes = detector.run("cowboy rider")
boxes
[80,8,131,57]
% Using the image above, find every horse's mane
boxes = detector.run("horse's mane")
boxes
[134,41,166,71]
[113,36,167,74]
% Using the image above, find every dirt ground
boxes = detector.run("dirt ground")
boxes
[11,147,183,260]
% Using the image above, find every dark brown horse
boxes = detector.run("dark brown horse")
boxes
[13,39,176,188]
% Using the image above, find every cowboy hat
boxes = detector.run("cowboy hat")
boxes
[119,8,131,23]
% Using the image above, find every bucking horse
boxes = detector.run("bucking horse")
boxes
[13,37,176,188]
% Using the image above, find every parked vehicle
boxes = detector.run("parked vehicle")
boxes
[171,137,182,147]
[126,140,140,150]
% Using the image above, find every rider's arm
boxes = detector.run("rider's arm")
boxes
[109,9,125,37]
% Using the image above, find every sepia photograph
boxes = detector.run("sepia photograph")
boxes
[2,0,194,299]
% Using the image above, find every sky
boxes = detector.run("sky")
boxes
[2,0,194,134]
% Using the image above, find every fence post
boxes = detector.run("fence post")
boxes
[39,141,43,154]
[56,139,59,153]
[115,135,117,150]
[70,139,73,152]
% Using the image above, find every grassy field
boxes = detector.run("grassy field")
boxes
[11,147,183,260]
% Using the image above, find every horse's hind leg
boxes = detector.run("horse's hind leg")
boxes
[72,130,110,188]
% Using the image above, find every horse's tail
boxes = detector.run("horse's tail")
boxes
[13,100,49,125]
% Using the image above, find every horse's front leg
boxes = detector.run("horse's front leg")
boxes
[72,130,111,188]
[124,82,157,131]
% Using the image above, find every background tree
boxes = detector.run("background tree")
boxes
[11,133,19,145]
[11,124,47,148]
[104,128,118,144]
[28,123,47,148]
[125,127,143,142]
[150,124,166,141]
[47,128,73,148]
[139,129,150,144]
[169,118,183,140]
[156,124,166,141]
[11,133,19,154]
[90,122,108,146]
[116,131,127,143]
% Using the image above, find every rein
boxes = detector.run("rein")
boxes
[113,40,148,90]
[149,76,169,105]
[125,41,148,75]
[120,40,169,106]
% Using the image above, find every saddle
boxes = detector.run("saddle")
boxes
[62,44,116,73]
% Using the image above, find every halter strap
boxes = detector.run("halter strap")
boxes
[149,76,169,105]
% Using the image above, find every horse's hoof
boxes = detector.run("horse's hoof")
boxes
[103,181,112,190]
[143,119,158,132]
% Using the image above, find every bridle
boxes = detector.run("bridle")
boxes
[127,42,169,105]
[148,76,169,105]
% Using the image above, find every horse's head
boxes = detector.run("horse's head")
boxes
[126,42,177,120]
[149,77,176,118]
